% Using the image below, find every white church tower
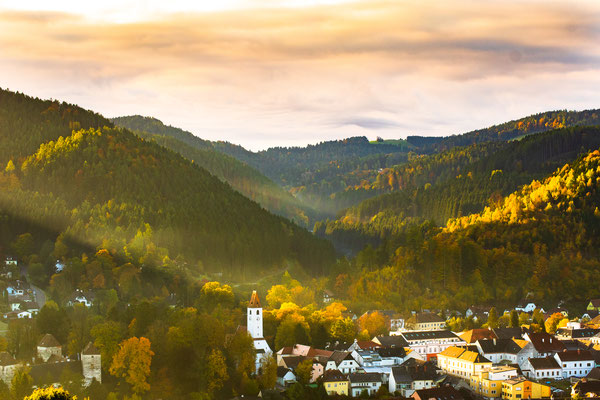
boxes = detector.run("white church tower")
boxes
[248,290,263,339]
[247,290,272,372]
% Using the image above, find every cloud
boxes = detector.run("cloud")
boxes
[0,0,599,150]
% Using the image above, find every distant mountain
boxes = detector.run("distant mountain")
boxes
[0,89,336,281]
[409,109,600,152]
[112,115,313,225]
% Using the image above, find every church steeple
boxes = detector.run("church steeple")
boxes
[249,290,261,308]
[247,290,263,339]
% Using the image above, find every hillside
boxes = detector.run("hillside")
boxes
[330,147,600,313]
[408,109,600,152]
[0,90,336,283]
[112,116,313,225]
[316,125,600,252]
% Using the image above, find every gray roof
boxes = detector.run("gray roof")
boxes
[402,330,459,341]
[528,357,561,370]
[349,372,382,383]
[477,338,522,355]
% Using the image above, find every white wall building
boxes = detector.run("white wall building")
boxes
[247,291,272,373]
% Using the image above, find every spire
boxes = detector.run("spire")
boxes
[249,290,261,307]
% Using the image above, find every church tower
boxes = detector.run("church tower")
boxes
[247,290,263,339]
[247,290,272,373]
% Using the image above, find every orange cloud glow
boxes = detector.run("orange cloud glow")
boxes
[0,0,599,149]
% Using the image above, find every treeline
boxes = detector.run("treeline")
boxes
[422,109,600,152]
[317,126,600,252]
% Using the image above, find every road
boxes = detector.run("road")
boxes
[20,263,48,308]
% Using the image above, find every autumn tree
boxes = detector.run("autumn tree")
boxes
[207,348,229,397]
[109,337,154,394]
[24,387,75,399]
[358,311,388,338]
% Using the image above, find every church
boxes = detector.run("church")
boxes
[247,290,272,372]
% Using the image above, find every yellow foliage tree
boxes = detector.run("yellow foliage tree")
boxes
[109,337,154,394]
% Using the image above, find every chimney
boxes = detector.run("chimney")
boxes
[493,339,496,345]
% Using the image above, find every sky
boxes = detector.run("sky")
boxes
[0,0,599,151]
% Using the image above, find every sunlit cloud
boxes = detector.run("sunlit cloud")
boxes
[0,0,599,150]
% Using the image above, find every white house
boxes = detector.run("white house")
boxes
[349,372,383,397]
[388,360,438,397]
[247,291,272,372]
[523,357,562,380]
[475,338,535,369]
[554,350,595,379]
[276,367,296,386]
[326,351,359,374]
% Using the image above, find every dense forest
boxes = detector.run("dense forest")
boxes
[0,89,336,281]
[320,146,600,317]
[316,125,600,252]
[112,116,313,226]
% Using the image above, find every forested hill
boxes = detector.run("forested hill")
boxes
[316,125,600,253]
[112,115,313,226]
[408,109,600,152]
[0,89,336,282]
[329,147,600,314]
[0,89,110,165]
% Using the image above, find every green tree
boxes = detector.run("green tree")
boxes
[11,366,33,400]
[295,359,313,384]
[487,307,499,329]
[258,356,277,390]
[509,310,519,328]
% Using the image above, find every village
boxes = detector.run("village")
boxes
[3,255,600,399]
[250,291,600,400]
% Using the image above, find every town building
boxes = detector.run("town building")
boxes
[406,312,446,331]
[554,350,595,378]
[247,291,272,372]
[321,369,348,396]
[470,366,518,399]
[501,377,551,400]
[437,346,492,380]
[400,330,466,361]
[522,357,562,380]
[388,359,439,397]
[348,372,383,397]
[411,386,464,400]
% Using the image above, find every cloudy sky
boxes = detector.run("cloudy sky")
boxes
[1,0,599,150]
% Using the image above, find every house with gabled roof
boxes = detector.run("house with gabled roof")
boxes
[459,328,497,344]
[475,338,535,368]
[411,386,464,400]
[522,331,565,357]
[437,346,492,380]
[37,333,62,362]
[0,351,20,384]
[388,359,439,397]
[349,372,383,397]
[406,312,446,331]
[554,350,595,378]
[321,369,348,396]
[276,366,296,387]
[522,356,562,380]
[588,299,600,313]
[325,351,359,374]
